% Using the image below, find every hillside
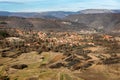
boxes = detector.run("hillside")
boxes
[0,11,78,19]
[0,9,120,19]
[0,16,88,32]
[0,28,120,80]
[79,9,113,14]
[65,13,120,33]
[1,13,120,33]
[0,11,120,80]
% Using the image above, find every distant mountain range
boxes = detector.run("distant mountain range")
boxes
[65,13,120,33]
[0,9,120,33]
[80,9,113,14]
[0,11,78,19]
[0,9,120,19]
[0,16,88,32]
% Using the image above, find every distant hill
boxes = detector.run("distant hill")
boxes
[79,9,120,14]
[0,9,120,19]
[0,16,88,32]
[65,13,120,32]
[0,11,11,16]
[0,9,120,33]
[0,11,78,19]
[112,10,120,13]
[79,9,113,14]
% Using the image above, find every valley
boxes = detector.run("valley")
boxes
[0,27,120,80]
[0,9,120,80]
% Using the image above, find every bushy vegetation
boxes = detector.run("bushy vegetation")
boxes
[0,21,7,24]
[0,75,10,80]
[0,30,9,39]
[0,28,119,79]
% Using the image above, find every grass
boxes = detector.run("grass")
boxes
[40,53,50,65]
[39,70,57,80]
[0,51,84,80]
[60,73,72,80]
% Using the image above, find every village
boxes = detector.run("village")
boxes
[0,27,120,80]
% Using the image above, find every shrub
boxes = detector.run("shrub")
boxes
[11,64,28,69]
[0,21,7,24]
[0,30,9,39]
[0,76,10,80]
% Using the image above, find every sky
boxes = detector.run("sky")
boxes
[0,0,120,12]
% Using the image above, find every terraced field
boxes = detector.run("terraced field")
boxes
[0,29,120,80]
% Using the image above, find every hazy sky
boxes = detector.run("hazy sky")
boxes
[0,0,120,12]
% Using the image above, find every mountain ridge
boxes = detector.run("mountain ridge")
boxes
[65,13,120,33]
[0,9,120,19]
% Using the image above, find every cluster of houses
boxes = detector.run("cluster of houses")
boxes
[6,28,120,48]
[35,32,95,46]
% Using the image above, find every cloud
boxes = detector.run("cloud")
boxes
[0,0,43,3]
[0,0,120,12]
[57,0,120,10]
[0,1,23,4]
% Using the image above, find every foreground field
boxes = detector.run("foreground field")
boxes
[0,29,120,80]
